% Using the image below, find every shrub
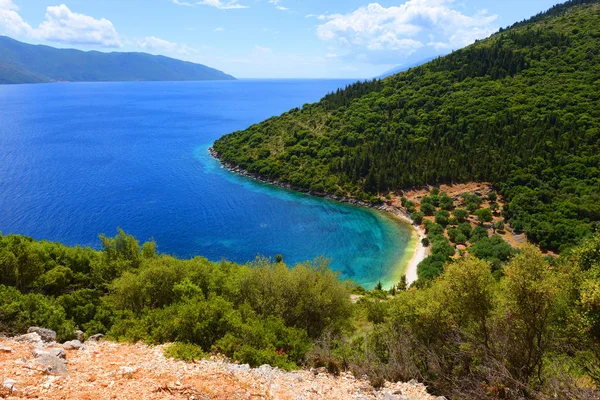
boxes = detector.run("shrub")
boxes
[411,211,425,225]
[434,210,450,226]
[164,343,205,362]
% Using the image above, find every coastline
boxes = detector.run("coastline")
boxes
[209,147,426,286]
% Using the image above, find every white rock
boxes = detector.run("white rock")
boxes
[0,346,13,353]
[63,340,83,350]
[15,332,42,344]
[120,366,136,377]
[33,347,66,360]
[27,327,57,343]
[2,378,16,391]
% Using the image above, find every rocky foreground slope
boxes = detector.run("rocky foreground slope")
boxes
[0,332,440,400]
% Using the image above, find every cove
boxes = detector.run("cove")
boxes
[0,80,414,289]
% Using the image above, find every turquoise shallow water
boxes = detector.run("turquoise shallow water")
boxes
[0,79,413,289]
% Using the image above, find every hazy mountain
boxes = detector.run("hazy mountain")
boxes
[376,56,438,79]
[0,36,235,84]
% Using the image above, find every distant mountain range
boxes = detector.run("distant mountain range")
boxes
[0,36,235,84]
[377,56,438,79]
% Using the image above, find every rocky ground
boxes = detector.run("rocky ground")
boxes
[0,332,441,400]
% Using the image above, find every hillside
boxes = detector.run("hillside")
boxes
[0,36,235,84]
[0,336,435,400]
[1,230,599,398]
[213,0,600,253]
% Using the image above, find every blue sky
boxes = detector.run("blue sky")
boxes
[0,0,563,78]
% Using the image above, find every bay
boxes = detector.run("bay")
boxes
[0,79,414,288]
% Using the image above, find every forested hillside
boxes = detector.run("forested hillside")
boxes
[213,0,600,252]
[0,36,235,84]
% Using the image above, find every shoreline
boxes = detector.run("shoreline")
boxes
[209,147,426,286]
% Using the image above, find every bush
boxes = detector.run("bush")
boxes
[471,235,516,270]
[453,209,469,223]
[434,210,450,226]
[470,226,489,243]
[164,342,205,362]
[475,208,494,224]
[439,193,454,210]
[420,202,436,216]
[411,211,425,225]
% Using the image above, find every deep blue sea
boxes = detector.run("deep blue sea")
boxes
[0,80,413,288]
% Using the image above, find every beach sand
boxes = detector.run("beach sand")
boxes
[384,209,427,286]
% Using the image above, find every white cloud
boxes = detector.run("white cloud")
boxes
[214,27,225,32]
[268,0,288,11]
[137,36,196,55]
[316,0,497,64]
[0,2,121,47]
[306,14,328,20]
[0,0,32,37]
[254,45,271,53]
[173,0,248,9]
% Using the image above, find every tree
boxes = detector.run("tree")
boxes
[411,211,425,225]
[435,210,450,226]
[439,258,495,347]
[453,209,469,223]
[397,275,408,291]
[475,208,493,224]
[498,246,558,384]
[420,202,436,216]
[470,226,489,243]
[439,193,454,210]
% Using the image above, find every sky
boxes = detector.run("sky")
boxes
[0,0,563,78]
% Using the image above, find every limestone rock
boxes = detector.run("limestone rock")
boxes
[27,327,57,343]
[88,333,105,342]
[33,347,66,360]
[63,340,83,350]
[0,345,13,353]
[34,355,68,375]
[383,393,407,400]
[75,330,85,342]
[2,378,16,391]
[15,332,42,344]
[119,366,136,378]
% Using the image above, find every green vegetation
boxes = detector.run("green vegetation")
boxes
[1,229,599,397]
[0,230,352,370]
[214,0,600,253]
[331,239,600,398]
[0,36,235,84]
[164,342,205,362]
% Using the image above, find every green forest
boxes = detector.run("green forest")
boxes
[213,0,600,253]
[1,230,599,398]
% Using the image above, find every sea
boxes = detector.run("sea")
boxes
[0,79,414,289]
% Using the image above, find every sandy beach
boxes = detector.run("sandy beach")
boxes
[381,206,428,286]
